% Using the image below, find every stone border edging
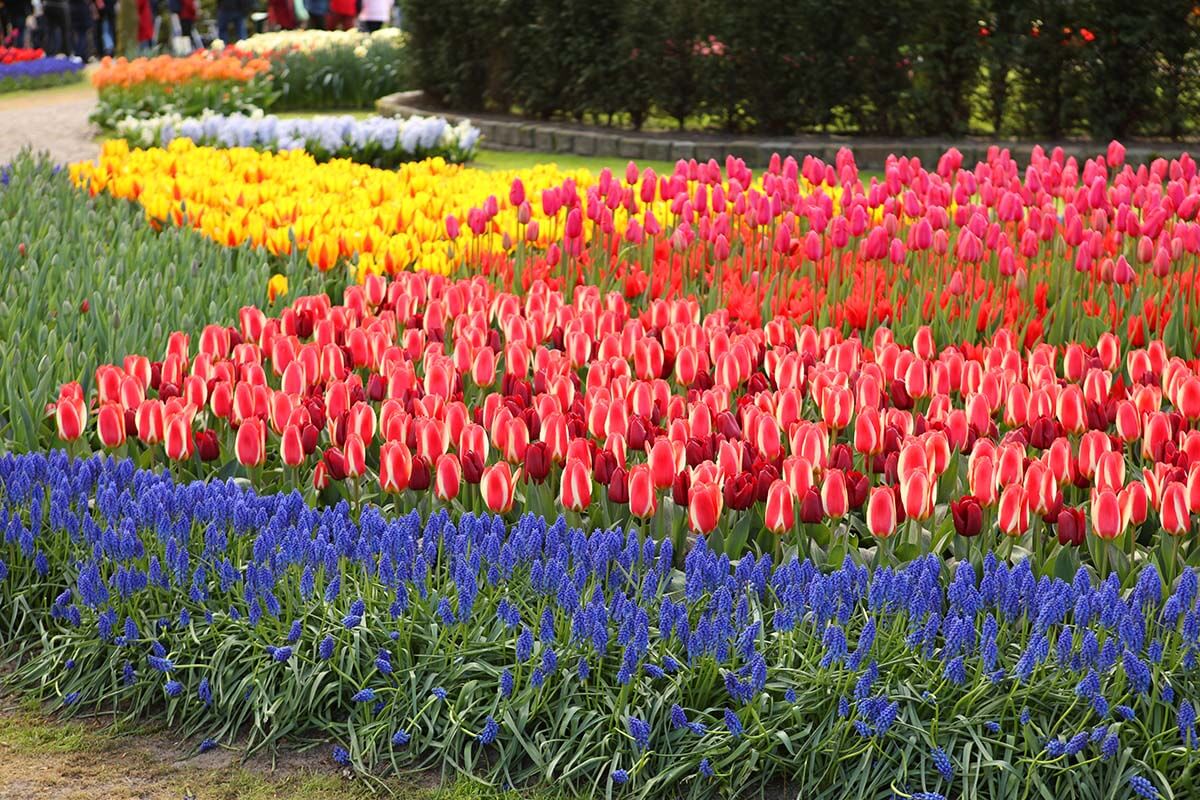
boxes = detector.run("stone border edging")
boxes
[377,90,1194,170]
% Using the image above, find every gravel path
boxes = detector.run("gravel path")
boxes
[0,83,99,166]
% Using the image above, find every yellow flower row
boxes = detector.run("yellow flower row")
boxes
[69,139,793,289]
[71,139,605,281]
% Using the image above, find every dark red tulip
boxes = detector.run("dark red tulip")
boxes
[672,470,690,507]
[195,429,220,462]
[461,450,485,485]
[323,447,348,481]
[409,456,432,492]
[524,441,551,484]
[950,495,983,538]
[798,487,824,524]
[723,472,756,511]
[846,470,869,510]
[1057,506,1086,546]
[607,466,629,504]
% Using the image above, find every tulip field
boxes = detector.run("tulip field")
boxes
[6,123,1200,799]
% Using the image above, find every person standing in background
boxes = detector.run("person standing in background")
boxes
[67,0,92,57]
[135,0,152,48]
[266,0,293,30]
[357,0,386,32]
[326,0,352,30]
[40,0,70,54]
[4,0,33,46]
[92,0,113,55]
[215,0,247,43]
[168,0,193,38]
[301,0,324,29]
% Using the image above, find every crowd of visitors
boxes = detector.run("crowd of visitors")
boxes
[0,0,394,56]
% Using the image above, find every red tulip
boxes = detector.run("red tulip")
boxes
[434,453,462,501]
[688,481,723,534]
[1162,482,1190,536]
[798,486,824,524]
[628,465,656,518]
[820,469,849,519]
[164,414,194,461]
[949,495,982,538]
[195,429,220,461]
[235,418,266,468]
[524,441,551,484]
[1090,488,1123,540]
[380,441,413,493]
[998,484,1029,537]
[560,456,592,512]
[136,399,166,445]
[54,385,86,441]
[344,434,366,478]
[481,462,519,514]
[1056,506,1086,546]
[281,424,306,468]
[97,403,126,448]
[764,480,794,534]
[867,487,897,538]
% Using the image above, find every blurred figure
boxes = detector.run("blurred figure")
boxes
[301,0,324,29]
[357,0,386,32]
[266,0,294,30]
[41,0,70,54]
[215,0,247,43]
[4,0,34,46]
[67,0,92,57]
[168,0,193,38]
[135,0,152,48]
[326,0,352,30]
[92,0,113,56]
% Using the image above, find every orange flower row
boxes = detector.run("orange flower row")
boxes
[92,52,270,90]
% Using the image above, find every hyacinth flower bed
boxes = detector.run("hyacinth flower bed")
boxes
[112,111,481,168]
[2,451,1196,800]
[0,51,84,93]
[71,142,1200,355]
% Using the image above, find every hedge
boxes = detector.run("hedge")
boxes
[398,0,1200,140]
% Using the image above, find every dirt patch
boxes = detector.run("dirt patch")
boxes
[0,701,371,800]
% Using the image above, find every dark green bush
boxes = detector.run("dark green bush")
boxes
[398,0,1200,140]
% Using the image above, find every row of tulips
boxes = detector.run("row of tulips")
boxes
[1,451,1194,799]
[47,270,1200,580]
[72,142,1200,352]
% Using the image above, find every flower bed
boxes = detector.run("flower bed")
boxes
[73,143,1200,356]
[0,53,84,93]
[90,53,275,129]
[113,110,480,168]
[0,154,329,452]
[2,451,1193,799]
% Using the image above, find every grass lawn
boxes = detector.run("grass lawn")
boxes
[472,148,676,174]
[0,697,564,800]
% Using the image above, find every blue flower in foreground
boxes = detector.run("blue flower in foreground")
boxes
[478,716,500,745]
[199,738,218,753]
[931,746,953,781]
[912,794,947,800]
[1115,705,1136,721]
[1128,775,1160,799]
[431,687,447,701]
[391,729,411,746]
[628,716,651,750]
[698,758,714,777]
[273,646,293,663]
[63,691,80,706]
[724,708,743,738]
[351,688,376,703]
[984,721,1001,734]
[165,680,183,697]
[318,635,335,661]
[784,688,797,703]
[611,769,629,785]
[500,668,514,698]
[332,746,350,766]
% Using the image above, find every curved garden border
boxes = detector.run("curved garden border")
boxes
[378,90,1194,170]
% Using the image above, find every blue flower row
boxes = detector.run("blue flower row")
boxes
[0,451,1193,799]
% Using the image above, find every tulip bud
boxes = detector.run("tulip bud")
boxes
[628,465,656,518]
[867,487,897,538]
[560,457,593,512]
[235,418,266,468]
[481,462,518,514]
[97,403,127,448]
[687,481,723,534]
[434,454,462,501]
[949,495,983,538]
[380,441,412,493]
[764,480,794,534]
[281,424,306,468]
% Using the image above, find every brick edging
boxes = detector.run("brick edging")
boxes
[376,91,1195,170]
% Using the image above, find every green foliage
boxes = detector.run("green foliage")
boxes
[399,0,1200,139]
[0,154,327,451]
[90,76,278,130]
[269,35,411,112]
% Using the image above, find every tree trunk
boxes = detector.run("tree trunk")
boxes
[118,0,139,57]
